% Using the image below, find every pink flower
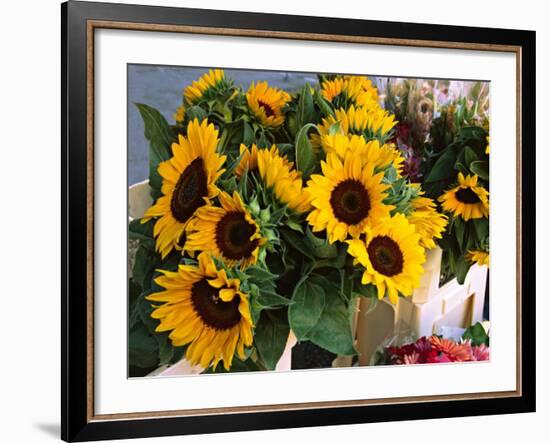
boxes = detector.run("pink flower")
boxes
[383,335,489,365]
[471,344,490,361]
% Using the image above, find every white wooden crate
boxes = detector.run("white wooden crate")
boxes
[354,247,488,365]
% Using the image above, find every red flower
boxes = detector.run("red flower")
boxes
[395,121,411,143]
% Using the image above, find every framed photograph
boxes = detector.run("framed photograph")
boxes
[62,1,535,441]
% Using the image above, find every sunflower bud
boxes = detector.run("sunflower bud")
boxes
[286,112,298,136]
[260,208,271,223]
[248,197,260,215]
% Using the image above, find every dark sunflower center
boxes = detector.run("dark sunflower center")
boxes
[455,187,481,204]
[330,179,371,225]
[367,235,404,276]
[170,158,208,223]
[258,99,275,118]
[215,212,258,260]
[191,279,241,330]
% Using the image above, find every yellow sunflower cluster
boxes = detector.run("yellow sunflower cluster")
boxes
[314,75,397,152]
[141,116,269,370]
[305,133,438,303]
[305,76,447,304]
[134,70,464,373]
[321,75,380,109]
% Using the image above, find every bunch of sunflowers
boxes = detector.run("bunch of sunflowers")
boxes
[129,69,486,375]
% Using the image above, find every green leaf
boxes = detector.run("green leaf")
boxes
[138,295,174,365]
[454,161,470,175]
[186,105,207,122]
[280,229,315,259]
[289,280,326,340]
[450,249,470,284]
[470,160,489,181]
[129,278,142,304]
[425,148,457,183]
[204,356,261,374]
[313,89,335,118]
[129,279,143,328]
[237,167,248,198]
[135,103,175,197]
[458,126,487,141]
[305,228,338,259]
[254,309,290,370]
[312,244,347,270]
[242,121,255,145]
[354,281,378,299]
[462,322,489,346]
[296,86,315,127]
[454,217,466,251]
[129,321,159,369]
[464,145,478,166]
[246,265,277,281]
[257,290,292,308]
[295,123,318,178]
[306,290,356,356]
[129,218,154,243]
[285,219,304,233]
[133,244,158,290]
[285,112,299,137]
[269,205,287,225]
[472,218,489,243]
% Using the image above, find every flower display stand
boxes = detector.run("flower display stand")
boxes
[354,247,488,365]
[128,180,297,375]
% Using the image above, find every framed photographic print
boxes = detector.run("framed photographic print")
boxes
[61,0,536,441]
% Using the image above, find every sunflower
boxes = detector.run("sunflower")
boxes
[466,249,490,267]
[246,81,290,127]
[306,150,393,243]
[311,105,398,148]
[256,146,311,213]
[184,69,226,105]
[344,75,380,106]
[234,143,293,178]
[407,193,448,249]
[439,173,489,221]
[142,119,226,258]
[486,136,490,155]
[347,213,426,303]
[173,105,185,124]
[320,134,404,174]
[147,252,253,371]
[185,191,266,267]
[320,76,379,109]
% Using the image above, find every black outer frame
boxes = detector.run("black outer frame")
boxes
[61,0,536,441]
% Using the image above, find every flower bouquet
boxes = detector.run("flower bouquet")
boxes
[383,78,490,283]
[373,322,490,365]
[128,68,485,376]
